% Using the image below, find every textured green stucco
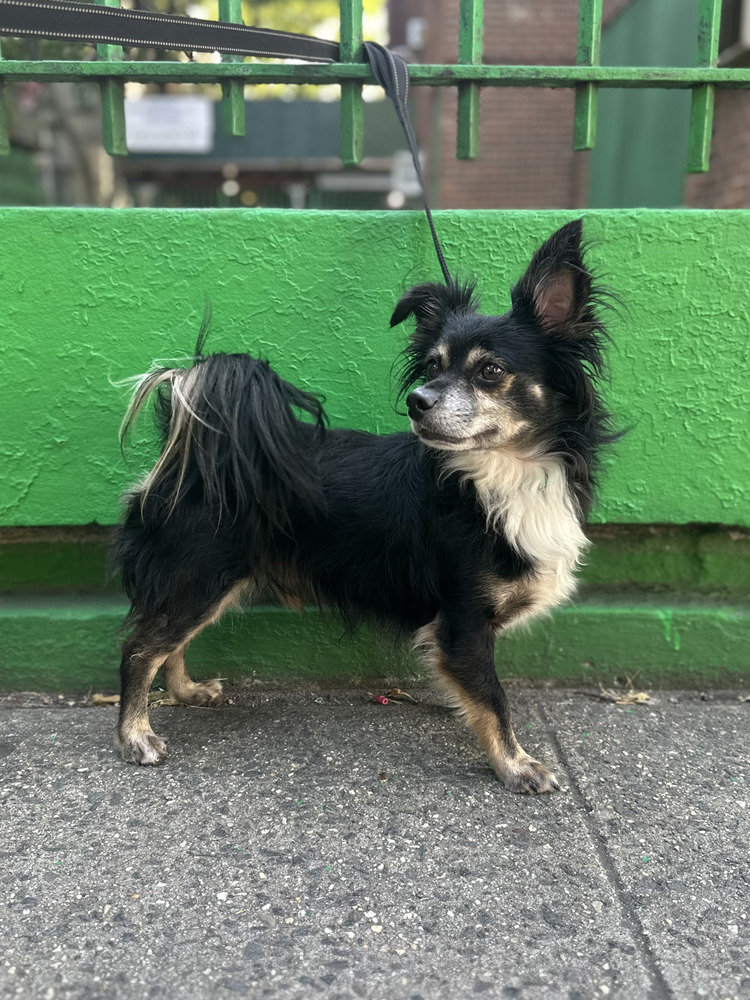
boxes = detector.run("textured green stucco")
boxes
[1,208,749,527]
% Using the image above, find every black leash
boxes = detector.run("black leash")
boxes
[0,0,339,60]
[0,0,451,282]
[363,42,450,285]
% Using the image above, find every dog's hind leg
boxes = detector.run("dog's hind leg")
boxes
[116,630,172,765]
[116,583,244,765]
[417,609,559,794]
[162,644,223,706]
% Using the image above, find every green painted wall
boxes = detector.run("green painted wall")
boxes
[1,208,748,528]
[590,0,698,208]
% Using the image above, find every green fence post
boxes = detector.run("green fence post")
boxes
[97,0,127,156]
[574,0,602,150]
[0,40,9,156]
[339,0,364,166]
[219,0,246,137]
[457,0,483,159]
[688,0,722,172]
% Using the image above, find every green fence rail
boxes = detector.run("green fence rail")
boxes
[0,0,745,168]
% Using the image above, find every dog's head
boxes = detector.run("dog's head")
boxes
[391,219,609,453]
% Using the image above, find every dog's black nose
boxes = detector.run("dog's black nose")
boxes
[407,386,439,419]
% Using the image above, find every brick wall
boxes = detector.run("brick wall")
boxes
[416,0,585,209]
[684,84,750,209]
[387,0,638,210]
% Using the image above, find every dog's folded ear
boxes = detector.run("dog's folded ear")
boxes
[511,219,598,340]
[390,283,450,330]
[390,280,478,332]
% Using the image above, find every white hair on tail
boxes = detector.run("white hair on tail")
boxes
[117,362,221,513]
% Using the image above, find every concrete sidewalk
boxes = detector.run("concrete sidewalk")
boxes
[0,686,748,1000]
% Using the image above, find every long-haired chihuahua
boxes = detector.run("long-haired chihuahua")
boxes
[115,219,616,794]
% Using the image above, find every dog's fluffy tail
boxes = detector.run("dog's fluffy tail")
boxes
[121,348,326,528]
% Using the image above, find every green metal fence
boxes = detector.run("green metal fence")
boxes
[0,0,743,171]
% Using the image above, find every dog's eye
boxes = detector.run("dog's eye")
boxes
[480,362,504,382]
[425,359,440,380]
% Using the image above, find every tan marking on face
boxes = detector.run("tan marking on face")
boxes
[465,346,493,368]
[463,386,529,443]
[530,383,544,400]
[500,373,516,394]
[435,343,450,368]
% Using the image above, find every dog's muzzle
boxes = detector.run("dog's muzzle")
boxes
[406,386,439,422]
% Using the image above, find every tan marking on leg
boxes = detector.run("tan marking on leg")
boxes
[415,620,559,794]
[162,581,250,706]
[118,582,248,764]
[163,645,223,706]
[116,650,169,765]
[279,594,305,612]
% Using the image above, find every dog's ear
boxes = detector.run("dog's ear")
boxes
[390,283,449,330]
[390,280,478,333]
[393,280,478,400]
[511,219,596,339]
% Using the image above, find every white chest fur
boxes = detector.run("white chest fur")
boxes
[445,449,590,626]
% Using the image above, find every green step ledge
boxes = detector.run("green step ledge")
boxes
[0,594,748,691]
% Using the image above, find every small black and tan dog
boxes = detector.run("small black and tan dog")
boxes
[115,219,615,794]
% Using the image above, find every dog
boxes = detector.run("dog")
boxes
[115,219,615,794]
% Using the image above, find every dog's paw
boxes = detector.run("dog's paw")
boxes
[501,756,560,795]
[180,678,223,706]
[119,731,168,766]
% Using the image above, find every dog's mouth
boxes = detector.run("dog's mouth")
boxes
[411,423,496,451]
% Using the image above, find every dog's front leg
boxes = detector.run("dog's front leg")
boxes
[418,608,559,794]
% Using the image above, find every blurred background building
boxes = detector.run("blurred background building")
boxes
[1,0,749,209]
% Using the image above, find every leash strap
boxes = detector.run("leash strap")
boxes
[0,0,339,60]
[0,1,450,280]
[364,42,450,284]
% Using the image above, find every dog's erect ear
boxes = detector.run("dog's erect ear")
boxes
[511,219,597,339]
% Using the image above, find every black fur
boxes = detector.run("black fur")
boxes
[114,220,617,793]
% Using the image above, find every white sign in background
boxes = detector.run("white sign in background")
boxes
[124,95,215,154]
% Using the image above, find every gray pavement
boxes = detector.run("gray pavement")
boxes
[0,685,748,1000]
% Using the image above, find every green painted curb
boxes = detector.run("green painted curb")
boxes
[1,595,747,692]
